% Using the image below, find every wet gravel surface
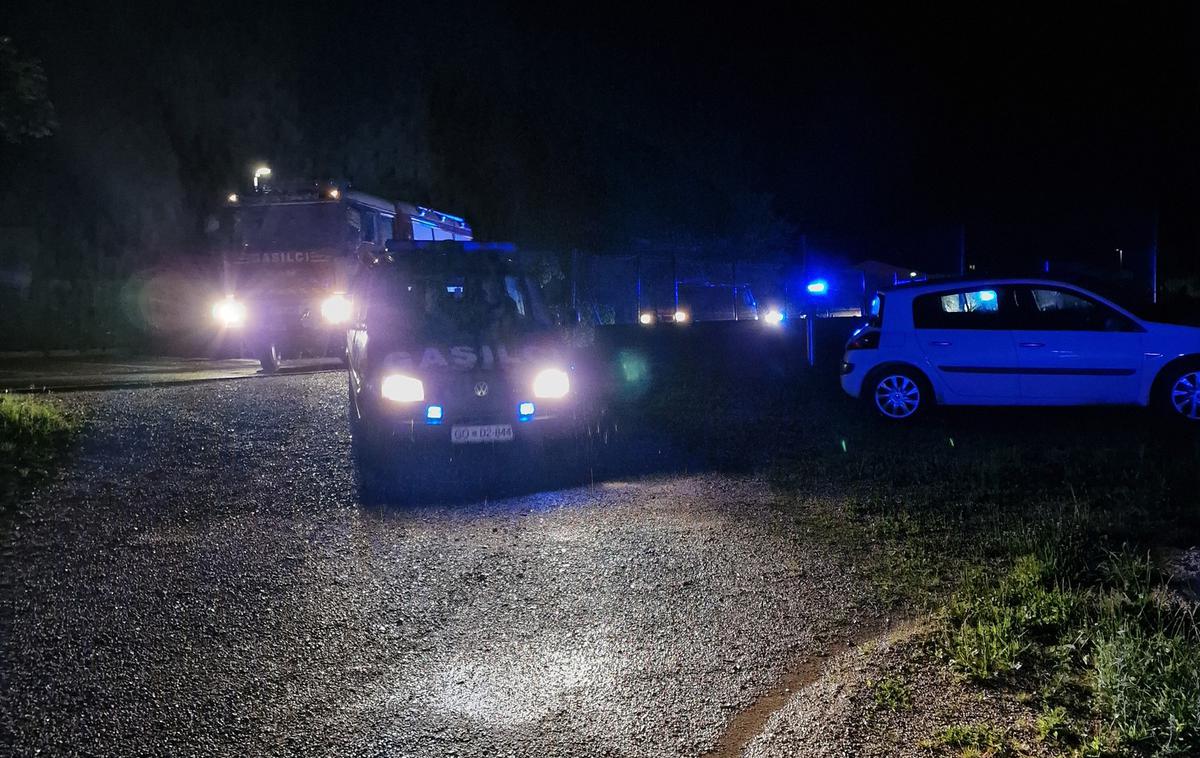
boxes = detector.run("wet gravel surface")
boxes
[1,372,871,757]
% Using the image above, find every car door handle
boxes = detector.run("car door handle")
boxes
[929,340,952,347]
[1020,342,1045,348]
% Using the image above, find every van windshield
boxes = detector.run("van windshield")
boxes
[369,257,545,342]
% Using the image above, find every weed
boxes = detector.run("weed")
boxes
[1092,610,1200,754]
[868,676,912,711]
[934,723,1012,756]
[1034,705,1068,743]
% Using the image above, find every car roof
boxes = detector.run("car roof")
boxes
[879,277,1092,296]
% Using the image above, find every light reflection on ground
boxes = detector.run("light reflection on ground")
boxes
[415,632,618,725]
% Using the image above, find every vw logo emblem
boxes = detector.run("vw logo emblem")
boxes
[474,381,489,397]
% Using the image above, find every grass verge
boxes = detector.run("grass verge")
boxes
[630,356,1200,757]
[0,394,77,501]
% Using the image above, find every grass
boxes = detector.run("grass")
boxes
[0,393,76,499]
[625,344,1200,757]
[930,723,1015,757]
[869,676,913,711]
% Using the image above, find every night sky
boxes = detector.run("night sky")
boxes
[4,2,1198,278]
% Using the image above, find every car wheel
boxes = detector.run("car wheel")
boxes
[348,376,392,503]
[866,368,929,422]
[259,342,281,373]
[1159,364,1200,423]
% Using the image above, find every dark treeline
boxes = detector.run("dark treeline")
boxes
[2,2,1199,280]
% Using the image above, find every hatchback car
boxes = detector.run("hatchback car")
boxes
[840,278,1200,422]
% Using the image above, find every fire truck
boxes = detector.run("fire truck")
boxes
[208,175,472,372]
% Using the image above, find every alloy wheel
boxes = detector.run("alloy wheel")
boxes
[874,374,921,419]
[1169,371,1200,420]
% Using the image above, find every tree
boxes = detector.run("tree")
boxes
[0,36,56,143]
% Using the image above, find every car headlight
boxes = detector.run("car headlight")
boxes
[320,293,352,324]
[763,309,785,325]
[380,374,424,402]
[639,313,654,325]
[211,297,246,327]
[533,368,570,399]
[673,310,688,323]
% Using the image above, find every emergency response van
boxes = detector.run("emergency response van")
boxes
[346,240,605,496]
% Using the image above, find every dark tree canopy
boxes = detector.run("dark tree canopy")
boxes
[1,1,1198,275]
[0,36,57,143]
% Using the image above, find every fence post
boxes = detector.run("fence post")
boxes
[635,254,642,320]
[570,248,579,321]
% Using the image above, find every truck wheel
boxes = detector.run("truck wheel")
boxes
[259,342,281,373]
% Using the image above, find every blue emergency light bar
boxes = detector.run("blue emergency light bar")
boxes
[384,240,517,254]
[806,279,829,295]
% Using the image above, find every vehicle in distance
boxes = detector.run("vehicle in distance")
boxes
[840,278,1200,422]
[347,241,603,493]
[639,283,759,325]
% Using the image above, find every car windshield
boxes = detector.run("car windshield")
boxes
[370,255,544,341]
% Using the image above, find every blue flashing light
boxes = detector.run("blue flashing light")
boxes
[426,405,443,424]
[518,401,535,421]
[979,290,997,302]
[869,295,881,317]
[806,279,829,295]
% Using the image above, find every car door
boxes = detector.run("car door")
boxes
[1011,286,1145,404]
[913,286,1021,401]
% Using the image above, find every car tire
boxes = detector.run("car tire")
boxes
[1155,361,1200,424]
[259,342,281,373]
[348,376,393,503]
[864,366,931,422]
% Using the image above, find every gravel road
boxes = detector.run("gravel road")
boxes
[1,372,872,757]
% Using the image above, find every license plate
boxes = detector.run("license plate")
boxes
[450,424,514,444]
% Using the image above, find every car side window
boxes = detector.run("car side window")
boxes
[912,287,1011,330]
[1021,288,1139,332]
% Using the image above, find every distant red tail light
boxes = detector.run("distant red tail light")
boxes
[846,330,880,350]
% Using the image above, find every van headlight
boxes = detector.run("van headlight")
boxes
[211,297,246,327]
[533,368,570,399]
[320,293,352,324]
[381,374,424,402]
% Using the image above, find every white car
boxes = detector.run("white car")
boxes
[840,278,1200,422]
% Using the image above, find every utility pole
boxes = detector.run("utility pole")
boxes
[959,223,967,275]
[1151,211,1159,305]
[635,254,642,321]
[671,251,678,314]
